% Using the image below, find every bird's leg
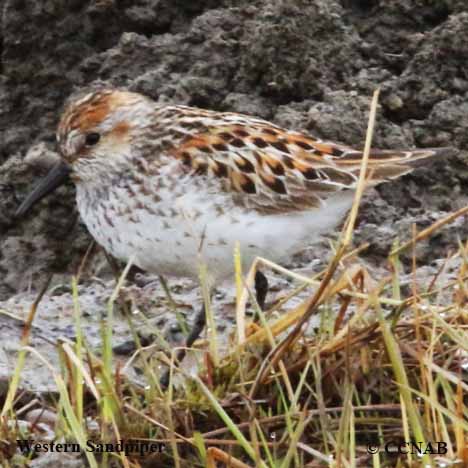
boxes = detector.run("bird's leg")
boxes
[160,304,206,389]
[245,271,269,336]
[254,270,269,311]
[184,304,207,350]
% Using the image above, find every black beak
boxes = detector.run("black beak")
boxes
[15,160,71,218]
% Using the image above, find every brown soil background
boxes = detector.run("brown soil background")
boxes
[0,1,467,391]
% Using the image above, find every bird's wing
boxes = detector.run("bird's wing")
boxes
[168,111,448,214]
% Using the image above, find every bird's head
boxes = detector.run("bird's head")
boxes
[16,88,154,217]
[57,88,153,172]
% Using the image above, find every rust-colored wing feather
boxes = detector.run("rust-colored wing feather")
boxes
[169,109,451,214]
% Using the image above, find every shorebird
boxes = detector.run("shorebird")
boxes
[16,87,451,385]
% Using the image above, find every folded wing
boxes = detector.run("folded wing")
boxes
[168,110,452,214]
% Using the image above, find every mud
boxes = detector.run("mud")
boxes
[0,0,467,414]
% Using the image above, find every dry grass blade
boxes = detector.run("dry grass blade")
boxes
[235,241,247,345]
[206,447,253,468]
[250,89,381,395]
[61,342,101,400]
[390,205,468,256]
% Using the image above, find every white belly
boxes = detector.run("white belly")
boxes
[76,182,353,284]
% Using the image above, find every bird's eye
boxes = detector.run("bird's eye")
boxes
[85,132,101,146]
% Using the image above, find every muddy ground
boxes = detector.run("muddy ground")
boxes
[0,0,468,447]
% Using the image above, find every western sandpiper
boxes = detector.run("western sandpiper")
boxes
[16,88,452,384]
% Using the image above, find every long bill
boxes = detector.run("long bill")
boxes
[15,160,71,218]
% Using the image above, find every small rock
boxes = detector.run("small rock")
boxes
[385,94,403,111]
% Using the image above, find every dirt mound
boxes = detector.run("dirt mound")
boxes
[1,0,467,298]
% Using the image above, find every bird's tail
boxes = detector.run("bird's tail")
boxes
[345,146,456,183]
